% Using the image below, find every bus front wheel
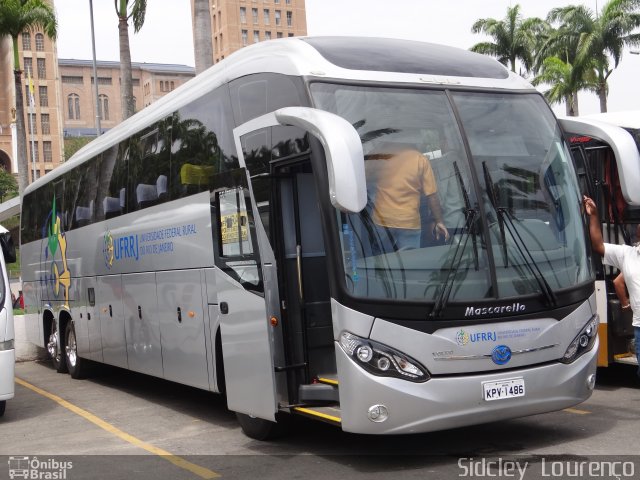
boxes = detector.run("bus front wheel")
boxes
[235,412,290,440]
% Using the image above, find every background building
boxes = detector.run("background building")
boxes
[59,60,195,137]
[1,0,305,186]
[196,0,307,63]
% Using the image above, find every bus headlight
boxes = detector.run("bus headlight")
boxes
[561,314,599,364]
[339,331,430,382]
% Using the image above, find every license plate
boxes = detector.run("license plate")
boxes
[482,378,525,401]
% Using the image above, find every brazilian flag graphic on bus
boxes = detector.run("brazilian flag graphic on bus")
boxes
[43,197,71,308]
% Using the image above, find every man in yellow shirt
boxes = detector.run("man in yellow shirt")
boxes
[368,146,449,251]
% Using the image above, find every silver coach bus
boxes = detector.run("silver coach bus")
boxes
[22,37,600,439]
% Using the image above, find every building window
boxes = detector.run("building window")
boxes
[252,8,258,24]
[264,9,270,25]
[277,32,283,38]
[37,58,46,79]
[68,94,80,120]
[62,76,83,84]
[286,11,292,27]
[99,94,109,120]
[35,33,45,51]
[43,141,52,162]
[24,57,33,78]
[241,30,248,46]
[265,31,272,40]
[91,77,112,85]
[274,0,280,3]
[38,87,48,108]
[253,30,260,43]
[41,114,50,134]
[275,10,281,26]
[170,81,175,90]
[286,0,291,4]
[133,97,137,112]
[288,32,294,37]
[240,7,246,23]
[22,32,31,51]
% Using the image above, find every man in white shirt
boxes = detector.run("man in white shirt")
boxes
[584,195,640,379]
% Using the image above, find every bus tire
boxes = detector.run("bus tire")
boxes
[47,319,68,374]
[236,412,290,440]
[0,400,5,417]
[65,322,87,379]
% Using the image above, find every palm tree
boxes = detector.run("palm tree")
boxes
[192,0,213,74]
[532,56,597,116]
[0,0,57,194]
[549,0,640,112]
[114,0,147,120]
[470,4,547,75]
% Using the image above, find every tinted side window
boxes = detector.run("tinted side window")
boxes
[171,85,237,200]
[95,144,121,221]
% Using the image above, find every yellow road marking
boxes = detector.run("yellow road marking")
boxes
[293,406,341,423]
[15,377,220,479]
[563,407,591,415]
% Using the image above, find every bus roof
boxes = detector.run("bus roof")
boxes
[580,111,640,130]
[24,37,534,197]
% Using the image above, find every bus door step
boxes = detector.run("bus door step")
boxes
[298,382,339,404]
[292,405,342,426]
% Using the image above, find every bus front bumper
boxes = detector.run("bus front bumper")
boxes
[0,348,15,400]
[336,339,598,434]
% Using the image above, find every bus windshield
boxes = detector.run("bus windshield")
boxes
[311,84,591,305]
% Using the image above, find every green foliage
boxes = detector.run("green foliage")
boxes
[0,167,18,202]
[64,137,93,161]
[471,1,640,114]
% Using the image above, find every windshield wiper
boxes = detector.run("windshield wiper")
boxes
[429,208,477,319]
[482,163,557,307]
[430,161,479,319]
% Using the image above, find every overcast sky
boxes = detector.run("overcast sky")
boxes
[53,0,640,116]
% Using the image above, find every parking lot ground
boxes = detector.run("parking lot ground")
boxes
[2,360,640,480]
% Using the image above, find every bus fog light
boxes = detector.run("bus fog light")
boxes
[587,374,596,390]
[356,345,373,362]
[367,404,389,423]
[377,356,391,371]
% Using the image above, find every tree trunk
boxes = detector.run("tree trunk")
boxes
[598,83,607,113]
[193,0,213,74]
[14,69,29,194]
[118,14,135,120]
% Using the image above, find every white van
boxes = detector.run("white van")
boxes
[0,225,16,417]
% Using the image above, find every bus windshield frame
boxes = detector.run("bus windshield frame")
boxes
[310,81,593,320]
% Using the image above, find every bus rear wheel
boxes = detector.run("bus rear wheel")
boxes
[65,322,87,379]
[235,412,290,440]
[47,320,68,374]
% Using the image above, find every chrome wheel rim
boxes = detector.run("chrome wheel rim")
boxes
[65,328,77,368]
[47,323,58,360]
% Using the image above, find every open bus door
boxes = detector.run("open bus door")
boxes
[560,117,640,367]
[219,107,365,437]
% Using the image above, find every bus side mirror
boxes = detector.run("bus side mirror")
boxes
[234,107,367,213]
[0,232,16,264]
[274,107,367,213]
